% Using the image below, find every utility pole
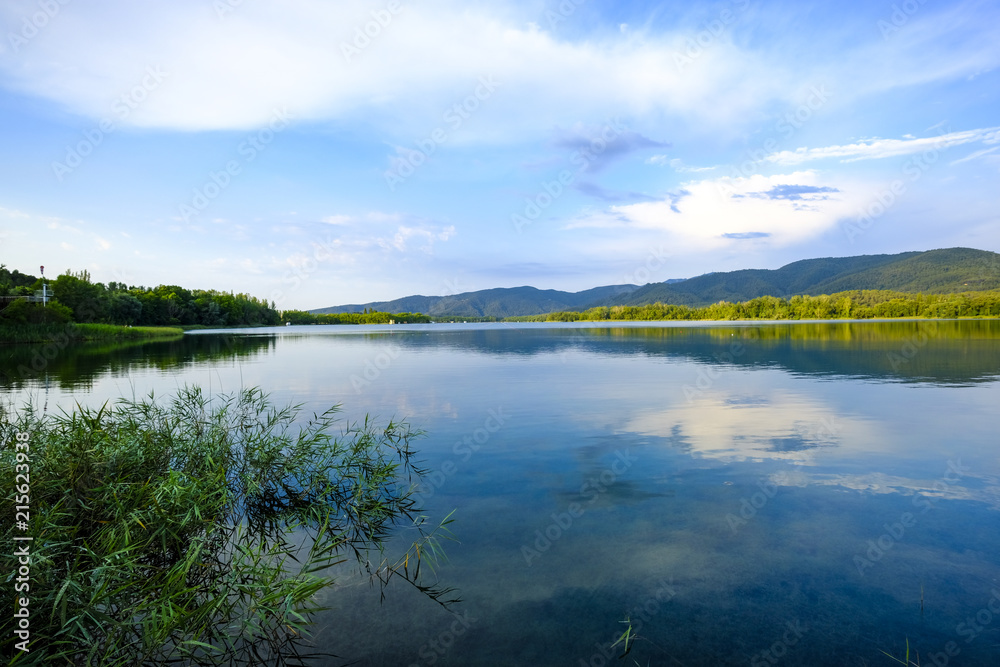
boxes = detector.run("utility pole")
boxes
[40,265,47,306]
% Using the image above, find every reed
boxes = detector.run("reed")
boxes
[0,386,456,665]
[0,322,184,345]
[882,638,921,666]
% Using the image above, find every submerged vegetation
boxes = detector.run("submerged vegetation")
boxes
[1,387,456,665]
[505,289,1000,322]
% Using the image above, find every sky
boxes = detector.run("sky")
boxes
[0,0,998,310]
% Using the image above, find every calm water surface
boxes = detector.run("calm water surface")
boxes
[4,320,1000,666]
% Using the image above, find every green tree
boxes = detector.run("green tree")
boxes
[53,272,106,322]
[107,292,143,325]
[0,298,73,324]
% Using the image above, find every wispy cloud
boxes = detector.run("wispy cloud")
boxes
[648,156,716,172]
[321,214,351,225]
[735,184,840,201]
[949,145,1000,166]
[722,232,770,240]
[2,0,999,307]
[574,181,658,203]
[0,1,791,136]
[765,126,1000,165]
[378,225,456,253]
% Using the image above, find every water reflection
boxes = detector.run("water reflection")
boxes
[626,390,852,463]
[2,320,1000,665]
[1,333,275,390]
[5,320,1000,393]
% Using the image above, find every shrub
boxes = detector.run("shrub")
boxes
[0,299,73,325]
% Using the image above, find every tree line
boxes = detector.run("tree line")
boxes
[506,290,1000,322]
[6,264,998,329]
[281,309,431,325]
[1,267,280,327]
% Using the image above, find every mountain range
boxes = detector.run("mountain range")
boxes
[312,247,1000,318]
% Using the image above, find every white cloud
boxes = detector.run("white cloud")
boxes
[380,224,455,253]
[240,258,263,274]
[949,145,1000,166]
[0,0,786,135]
[46,220,82,234]
[366,211,402,224]
[567,171,864,249]
[0,0,993,154]
[766,126,1000,165]
[801,1,1000,110]
[321,214,352,225]
[646,157,716,172]
[0,207,30,220]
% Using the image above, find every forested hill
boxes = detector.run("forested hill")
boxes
[611,247,1000,307]
[312,284,642,319]
[314,247,1000,317]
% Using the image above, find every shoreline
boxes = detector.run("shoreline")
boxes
[0,323,184,346]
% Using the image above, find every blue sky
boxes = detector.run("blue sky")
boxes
[1,0,998,310]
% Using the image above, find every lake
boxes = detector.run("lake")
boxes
[5,320,1000,666]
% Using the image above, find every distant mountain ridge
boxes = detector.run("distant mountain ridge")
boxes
[312,247,1000,318]
[312,284,644,319]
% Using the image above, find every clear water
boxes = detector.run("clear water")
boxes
[5,320,1000,666]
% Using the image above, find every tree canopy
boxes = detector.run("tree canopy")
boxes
[0,268,280,327]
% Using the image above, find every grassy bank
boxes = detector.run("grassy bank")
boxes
[0,322,184,344]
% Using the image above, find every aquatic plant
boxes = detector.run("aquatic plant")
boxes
[881,638,921,666]
[0,386,456,665]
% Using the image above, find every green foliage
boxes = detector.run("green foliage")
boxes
[616,247,1000,308]
[0,265,39,295]
[0,387,457,665]
[0,299,72,325]
[106,292,143,325]
[282,310,432,325]
[311,285,642,319]
[0,266,280,328]
[506,290,1000,323]
[0,323,182,345]
[316,248,1000,318]
[53,272,106,322]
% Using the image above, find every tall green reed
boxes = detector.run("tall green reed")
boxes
[1,386,456,665]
